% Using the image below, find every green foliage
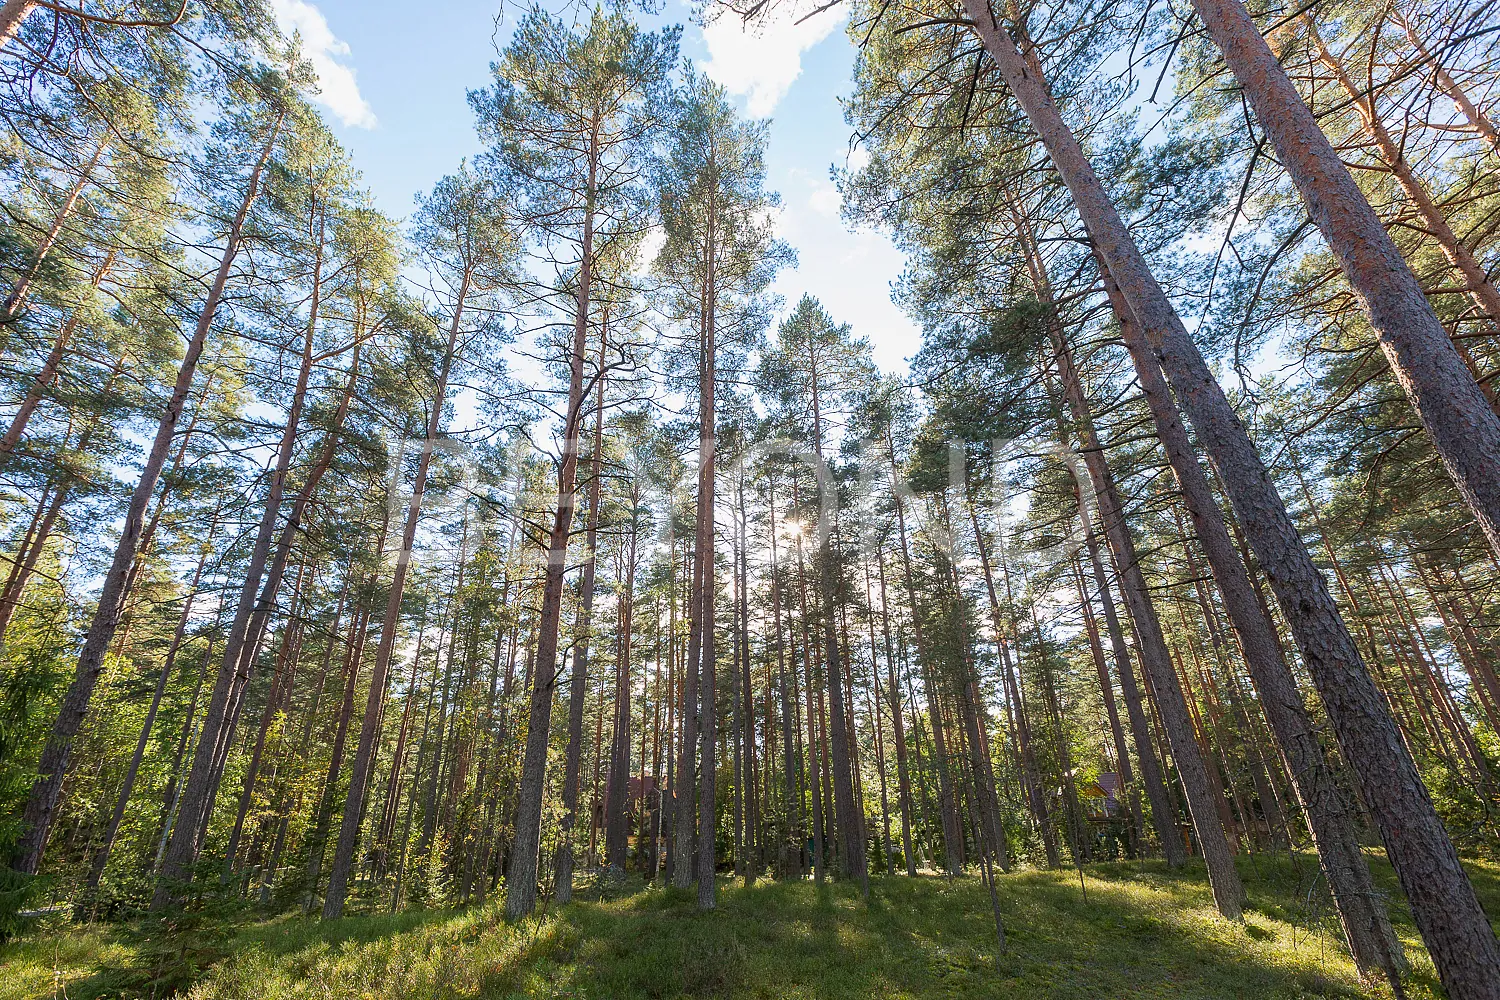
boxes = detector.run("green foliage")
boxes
[6,856,1496,999]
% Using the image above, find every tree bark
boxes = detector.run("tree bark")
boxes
[972,504,1058,867]
[0,0,36,49]
[557,324,608,902]
[0,252,116,462]
[604,490,640,873]
[1393,10,1500,157]
[736,479,756,882]
[1041,329,1244,917]
[1070,554,1137,854]
[696,236,720,909]
[1111,266,1403,978]
[886,442,963,874]
[14,110,282,877]
[874,548,916,875]
[156,199,330,903]
[505,118,601,921]
[2,136,107,321]
[322,277,467,920]
[767,482,802,875]
[86,541,213,890]
[1189,0,1500,558]
[792,516,827,881]
[1304,19,1500,340]
[961,4,1497,979]
[807,340,865,887]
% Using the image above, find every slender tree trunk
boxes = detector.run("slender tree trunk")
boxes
[558,324,608,902]
[1421,562,1500,720]
[964,6,1497,977]
[1070,554,1137,854]
[886,449,963,874]
[605,498,640,873]
[506,119,601,921]
[875,549,916,876]
[1305,20,1500,342]
[737,482,756,883]
[86,540,214,889]
[1039,335,1243,916]
[322,280,468,920]
[861,559,892,873]
[2,136,107,321]
[0,473,69,646]
[662,546,681,882]
[1393,11,1500,157]
[673,435,704,885]
[156,205,332,903]
[1018,206,1221,877]
[999,186,1168,863]
[1189,0,1500,556]
[15,111,282,877]
[806,349,865,886]
[767,483,801,875]
[793,523,826,882]
[0,362,132,642]
[696,237,720,910]
[971,504,1058,867]
[219,231,333,875]
[223,562,308,878]
[153,632,214,875]
[227,348,364,791]
[0,252,116,461]
[1100,266,1405,977]
[1086,518,1170,857]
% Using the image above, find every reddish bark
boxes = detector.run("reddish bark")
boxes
[16,110,283,877]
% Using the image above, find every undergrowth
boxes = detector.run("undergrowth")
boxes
[2,853,1495,1000]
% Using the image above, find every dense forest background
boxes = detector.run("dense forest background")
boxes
[0,0,1498,995]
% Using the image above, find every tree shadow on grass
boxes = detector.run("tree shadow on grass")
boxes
[698,865,1383,1000]
[29,855,1495,999]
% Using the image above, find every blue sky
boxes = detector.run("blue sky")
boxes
[272,0,919,375]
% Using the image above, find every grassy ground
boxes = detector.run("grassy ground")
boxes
[3,853,1497,999]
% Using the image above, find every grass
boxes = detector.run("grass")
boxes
[3,853,1496,999]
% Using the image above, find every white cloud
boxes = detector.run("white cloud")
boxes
[770,170,918,374]
[808,177,840,217]
[272,0,377,129]
[702,8,844,117]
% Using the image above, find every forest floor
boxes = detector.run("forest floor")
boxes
[4,853,1498,1000]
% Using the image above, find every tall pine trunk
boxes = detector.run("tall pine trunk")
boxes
[1041,321,1244,918]
[1105,263,1403,978]
[957,1,1498,982]
[0,252,116,461]
[321,279,468,919]
[1393,11,1500,157]
[0,0,37,49]
[1190,0,1500,558]
[15,111,282,877]
[86,538,214,889]
[1304,19,1500,340]
[2,136,107,321]
[874,549,916,876]
[972,507,1058,867]
[505,119,600,920]
[695,237,720,910]
[604,494,640,873]
[807,347,865,887]
[557,326,607,902]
